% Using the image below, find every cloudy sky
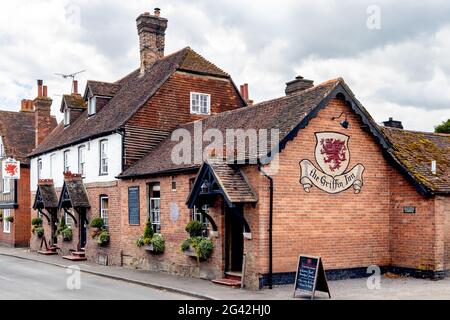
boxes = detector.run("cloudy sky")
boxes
[0,0,449,131]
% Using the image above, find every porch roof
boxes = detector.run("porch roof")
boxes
[33,179,58,209]
[58,173,90,209]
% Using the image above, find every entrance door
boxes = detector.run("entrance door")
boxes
[225,206,244,272]
[79,210,87,249]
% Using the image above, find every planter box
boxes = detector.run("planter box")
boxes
[183,247,198,258]
[144,244,154,251]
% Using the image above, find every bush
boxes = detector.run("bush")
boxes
[180,238,191,252]
[151,234,165,253]
[136,235,145,247]
[98,231,110,246]
[185,220,205,237]
[61,228,72,241]
[90,217,104,229]
[32,217,43,226]
[57,217,67,235]
[181,236,214,261]
[143,220,154,239]
[34,227,45,238]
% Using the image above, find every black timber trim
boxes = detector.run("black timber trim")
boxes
[57,182,71,210]
[0,203,17,209]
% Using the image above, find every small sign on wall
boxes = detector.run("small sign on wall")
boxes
[2,158,20,179]
[403,206,416,214]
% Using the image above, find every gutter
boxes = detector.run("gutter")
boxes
[258,163,273,289]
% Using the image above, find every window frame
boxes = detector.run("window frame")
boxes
[63,108,70,126]
[3,177,10,194]
[3,209,11,233]
[49,153,56,179]
[100,195,109,228]
[99,139,108,175]
[63,150,70,173]
[37,158,43,180]
[78,145,86,177]
[88,96,97,116]
[192,204,210,236]
[190,92,211,115]
[148,183,161,234]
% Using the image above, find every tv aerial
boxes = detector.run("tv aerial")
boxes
[54,70,86,93]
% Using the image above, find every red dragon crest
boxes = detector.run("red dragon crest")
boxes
[4,163,18,176]
[320,138,347,172]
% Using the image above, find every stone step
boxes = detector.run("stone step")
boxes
[62,255,87,261]
[212,278,241,288]
[225,271,242,281]
[71,251,86,257]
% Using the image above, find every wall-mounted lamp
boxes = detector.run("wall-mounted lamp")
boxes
[331,112,349,129]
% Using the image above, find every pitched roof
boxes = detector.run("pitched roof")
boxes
[30,47,233,157]
[60,94,86,112]
[0,110,55,164]
[59,174,90,208]
[119,79,343,178]
[381,126,450,193]
[33,179,58,209]
[84,81,120,99]
[186,159,257,209]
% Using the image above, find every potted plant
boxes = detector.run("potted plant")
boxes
[180,220,214,261]
[90,217,104,238]
[5,216,14,223]
[31,217,43,227]
[97,230,110,246]
[61,227,73,242]
[136,220,165,253]
[34,227,45,238]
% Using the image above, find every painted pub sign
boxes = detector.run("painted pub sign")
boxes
[2,158,20,179]
[299,132,364,194]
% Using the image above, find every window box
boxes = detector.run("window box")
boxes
[183,246,198,258]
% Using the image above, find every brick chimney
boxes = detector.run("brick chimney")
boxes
[383,117,403,129]
[33,79,53,147]
[136,8,168,75]
[285,75,314,95]
[20,99,34,113]
[240,83,253,106]
[72,80,78,94]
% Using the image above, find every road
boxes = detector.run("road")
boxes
[0,255,195,300]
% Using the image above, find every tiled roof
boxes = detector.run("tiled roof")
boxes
[208,160,257,203]
[0,110,56,164]
[34,180,58,209]
[30,47,231,157]
[63,174,90,208]
[119,79,341,178]
[85,81,120,98]
[381,126,450,193]
[60,94,86,112]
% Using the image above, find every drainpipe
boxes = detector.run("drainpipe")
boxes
[258,164,273,289]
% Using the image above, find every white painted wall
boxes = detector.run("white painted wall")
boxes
[30,133,122,191]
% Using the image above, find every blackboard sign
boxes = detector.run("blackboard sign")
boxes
[128,187,140,225]
[293,255,331,299]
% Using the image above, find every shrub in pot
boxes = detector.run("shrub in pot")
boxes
[136,220,164,253]
[181,221,214,261]
[185,220,205,237]
[90,217,104,238]
[5,216,14,223]
[61,227,72,242]
[34,227,45,238]
[97,230,110,246]
[32,217,43,226]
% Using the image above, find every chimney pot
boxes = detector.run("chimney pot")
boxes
[154,8,161,16]
[43,85,48,97]
[383,118,403,129]
[73,80,78,94]
[37,79,43,97]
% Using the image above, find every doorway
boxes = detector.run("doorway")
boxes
[225,206,244,273]
[79,210,87,250]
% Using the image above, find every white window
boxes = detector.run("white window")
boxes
[50,154,56,179]
[100,196,109,227]
[190,92,210,115]
[64,210,74,227]
[78,146,86,177]
[64,109,70,126]
[37,158,43,180]
[88,97,96,115]
[3,178,10,194]
[63,150,70,173]
[149,183,161,233]
[192,204,210,235]
[0,138,4,158]
[3,209,11,233]
[99,140,108,175]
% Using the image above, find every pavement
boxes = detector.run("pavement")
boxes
[1,247,450,300]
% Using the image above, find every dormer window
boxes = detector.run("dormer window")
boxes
[63,108,70,126]
[88,96,97,115]
[190,92,210,115]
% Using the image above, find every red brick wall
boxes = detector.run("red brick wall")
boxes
[0,166,30,247]
[119,174,226,280]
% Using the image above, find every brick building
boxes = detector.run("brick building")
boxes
[118,77,449,289]
[29,9,246,262]
[27,8,449,290]
[0,82,57,247]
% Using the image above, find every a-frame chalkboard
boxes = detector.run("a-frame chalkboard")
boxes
[293,255,331,299]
